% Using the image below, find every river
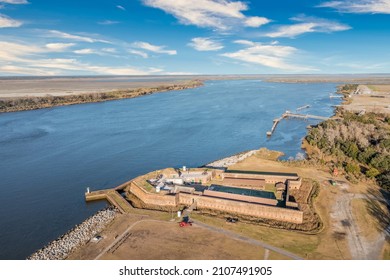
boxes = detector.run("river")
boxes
[0,79,341,259]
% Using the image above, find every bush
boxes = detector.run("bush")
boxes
[345,162,360,175]
[366,167,380,178]
[377,172,390,191]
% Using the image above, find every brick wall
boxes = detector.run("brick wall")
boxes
[203,189,277,206]
[128,180,303,224]
[223,173,299,184]
[221,178,265,189]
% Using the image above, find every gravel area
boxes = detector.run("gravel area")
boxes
[204,150,258,168]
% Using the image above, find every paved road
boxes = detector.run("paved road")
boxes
[192,219,304,260]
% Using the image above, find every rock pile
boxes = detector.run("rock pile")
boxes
[27,207,118,260]
[205,150,257,168]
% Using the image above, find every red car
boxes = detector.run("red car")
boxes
[179,221,193,227]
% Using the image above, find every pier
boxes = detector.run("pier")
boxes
[267,111,329,136]
[85,186,133,214]
[296,105,310,111]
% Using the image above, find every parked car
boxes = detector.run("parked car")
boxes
[226,217,238,223]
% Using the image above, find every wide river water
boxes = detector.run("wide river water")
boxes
[0,80,341,259]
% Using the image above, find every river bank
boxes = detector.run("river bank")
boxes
[27,207,119,260]
[0,80,203,113]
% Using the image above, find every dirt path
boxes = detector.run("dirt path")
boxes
[95,217,302,260]
[331,192,389,259]
[193,219,304,260]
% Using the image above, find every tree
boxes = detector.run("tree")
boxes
[366,167,380,178]
[345,162,360,175]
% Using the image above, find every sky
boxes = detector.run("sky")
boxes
[0,0,389,76]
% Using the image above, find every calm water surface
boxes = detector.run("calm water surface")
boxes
[0,80,340,259]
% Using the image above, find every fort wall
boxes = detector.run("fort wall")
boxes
[221,178,265,189]
[223,172,300,186]
[203,189,278,206]
[128,180,303,224]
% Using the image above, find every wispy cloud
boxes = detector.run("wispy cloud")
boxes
[188,37,224,51]
[46,30,111,43]
[73,49,97,55]
[98,20,120,25]
[142,0,270,31]
[319,0,390,14]
[73,48,122,57]
[116,5,126,11]
[221,40,315,71]
[102,48,117,53]
[265,15,350,38]
[0,40,162,76]
[0,41,43,62]
[0,65,57,76]
[0,14,22,28]
[132,41,177,55]
[0,0,29,4]
[128,49,149,58]
[45,43,75,51]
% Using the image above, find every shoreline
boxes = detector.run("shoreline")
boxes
[27,207,119,260]
[0,80,203,113]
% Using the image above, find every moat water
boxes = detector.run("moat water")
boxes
[0,80,341,259]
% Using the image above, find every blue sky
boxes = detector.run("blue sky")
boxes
[0,0,389,76]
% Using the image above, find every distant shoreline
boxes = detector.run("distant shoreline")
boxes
[0,80,203,113]
[2,75,390,113]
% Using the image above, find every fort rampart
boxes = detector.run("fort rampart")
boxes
[128,180,303,224]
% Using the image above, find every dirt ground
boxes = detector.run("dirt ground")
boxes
[342,84,390,114]
[68,213,289,260]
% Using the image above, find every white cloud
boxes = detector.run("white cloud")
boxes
[128,49,149,58]
[0,65,57,76]
[102,48,117,53]
[265,16,351,38]
[0,40,162,76]
[73,48,120,56]
[116,5,126,11]
[188,37,224,51]
[221,40,314,71]
[244,16,270,27]
[47,30,111,43]
[0,0,28,4]
[73,49,97,55]
[0,41,42,62]
[142,0,270,30]
[132,41,177,55]
[319,0,390,14]
[233,39,255,46]
[45,43,75,51]
[98,20,120,25]
[0,14,22,27]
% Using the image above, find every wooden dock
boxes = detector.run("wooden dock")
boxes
[296,105,310,111]
[266,117,283,136]
[85,188,133,214]
[267,111,329,137]
[284,112,329,121]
